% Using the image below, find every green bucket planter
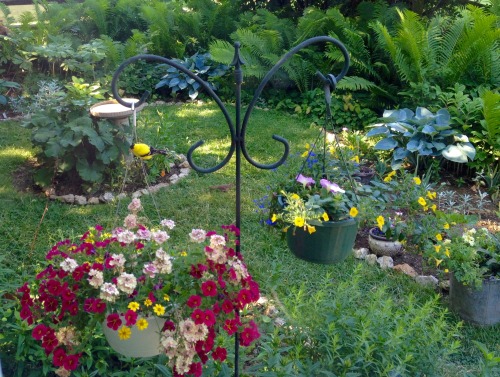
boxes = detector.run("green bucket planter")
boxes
[286,218,358,264]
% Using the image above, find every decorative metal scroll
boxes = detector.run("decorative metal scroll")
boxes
[111,35,350,377]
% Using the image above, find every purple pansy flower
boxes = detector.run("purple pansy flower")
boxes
[296,174,315,187]
[320,179,345,193]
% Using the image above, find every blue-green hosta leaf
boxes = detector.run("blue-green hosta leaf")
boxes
[440,129,456,136]
[442,143,476,163]
[178,80,188,90]
[434,123,452,131]
[383,108,414,121]
[454,134,470,143]
[168,78,180,88]
[393,147,410,160]
[406,137,421,152]
[391,158,404,170]
[415,107,434,120]
[435,109,451,125]
[387,122,408,133]
[419,146,433,155]
[421,125,437,135]
[366,126,389,137]
[188,89,199,100]
[432,141,446,150]
[374,137,398,150]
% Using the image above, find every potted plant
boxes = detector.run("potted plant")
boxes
[16,199,260,376]
[269,172,359,264]
[368,213,406,257]
[430,226,500,325]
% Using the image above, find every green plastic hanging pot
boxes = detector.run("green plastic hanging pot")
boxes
[449,274,500,326]
[286,218,358,264]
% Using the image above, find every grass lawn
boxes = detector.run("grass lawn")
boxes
[0,102,499,376]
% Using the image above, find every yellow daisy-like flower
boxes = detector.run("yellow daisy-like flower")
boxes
[435,259,443,267]
[413,177,422,185]
[434,245,441,253]
[349,207,359,218]
[307,225,316,234]
[164,294,170,301]
[436,233,443,241]
[443,223,450,230]
[427,191,437,200]
[418,197,427,206]
[376,216,385,230]
[294,217,305,227]
[136,318,148,330]
[445,248,450,257]
[271,214,277,223]
[144,298,153,307]
[118,326,131,340]
[322,212,329,221]
[383,176,392,182]
[291,193,300,200]
[430,204,437,212]
[351,155,360,164]
[444,269,449,273]
[301,151,309,158]
[305,143,310,150]
[423,206,429,211]
[153,304,165,316]
[384,170,396,182]
[128,302,140,312]
[180,251,187,257]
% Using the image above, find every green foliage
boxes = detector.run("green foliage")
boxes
[367,107,476,171]
[20,79,131,188]
[0,78,20,106]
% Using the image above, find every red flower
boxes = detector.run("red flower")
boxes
[187,295,202,308]
[147,291,157,303]
[52,348,67,367]
[201,280,217,297]
[20,305,33,325]
[239,321,260,346]
[44,297,59,312]
[191,308,205,325]
[41,332,58,353]
[221,300,233,314]
[124,309,138,326]
[63,353,80,371]
[212,302,221,315]
[46,279,62,296]
[188,361,203,377]
[212,346,227,362]
[203,310,216,327]
[223,318,239,335]
[106,313,122,330]
[32,324,49,341]
[237,289,252,306]
[163,320,176,332]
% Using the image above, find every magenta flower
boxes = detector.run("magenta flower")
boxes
[296,174,315,187]
[201,280,218,297]
[320,179,345,193]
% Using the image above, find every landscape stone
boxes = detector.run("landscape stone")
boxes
[353,248,369,259]
[393,263,418,278]
[377,256,394,269]
[365,254,378,265]
[58,194,74,204]
[88,197,100,205]
[101,192,114,202]
[74,195,87,205]
[415,275,439,287]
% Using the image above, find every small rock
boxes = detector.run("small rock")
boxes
[353,248,369,259]
[169,174,179,183]
[132,191,142,199]
[415,275,439,287]
[439,279,450,291]
[179,160,190,169]
[141,189,149,196]
[88,197,100,205]
[180,168,190,175]
[101,192,114,203]
[74,195,87,205]
[49,194,57,200]
[377,256,394,269]
[58,194,75,204]
[116,193,127,200]
[365,254,378,265]
[169,163,176,169]
[393,263,418,278]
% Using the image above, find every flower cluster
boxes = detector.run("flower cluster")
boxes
[427,226,500,288]
[17,199,260,377]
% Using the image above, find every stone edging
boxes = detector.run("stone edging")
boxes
[48,156,191,205]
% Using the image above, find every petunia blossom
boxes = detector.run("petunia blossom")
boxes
[319,179,345,193]
[296,174,315,187]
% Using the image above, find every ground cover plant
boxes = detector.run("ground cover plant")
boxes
[1,102,499,376]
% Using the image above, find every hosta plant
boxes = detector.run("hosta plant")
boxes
[16,198,260,376]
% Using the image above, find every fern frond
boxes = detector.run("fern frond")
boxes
[482,90,500,146]
[209,40,235,65]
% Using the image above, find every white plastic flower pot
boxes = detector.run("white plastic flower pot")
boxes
[368,227,403,257]
[102,315,166,358]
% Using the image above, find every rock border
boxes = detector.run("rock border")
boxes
[48,155,191,205]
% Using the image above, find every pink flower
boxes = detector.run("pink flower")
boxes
[188,362,203,377]
[41,332,58,353]
[63,353,80,371]
[223,318,239,336]
[191,309,205,325]
[296,173,315,186]
[127,198,142,213]
[221,300,233,314]
[201,280,217,297]
[52,348,67,367]
[189,229,207,243]
[187,295,202,308]
[32,324,49,341]
[203,310,216,327]
[106,313,122,330]
[124,309,138,326]
[239,321,260,346]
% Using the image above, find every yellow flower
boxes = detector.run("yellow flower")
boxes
[322,212,329,221]
[136,318,148,331]
[444,269,449,273]
[291,194,300,200]
[271,214,278,223]
[436,233,443,241]
[351,155,360,164]
[430,204,437,212]
[445,248,450,257]
[435,259,443,267]
[294,217,305,227]
[329,146,336,156]
[418,197,427,206]
[413,177,422,185]
[349,207,359,218]
[443,223,450,230]
[301,151,309,158]
[307,225,316,234]
[153,304,165,316]
[180,251,187,257]
[434,245,441,253]
[144,298,153,307]
[377,216,385,230]
[128,302,140,312]
[388,170,396,178]
[383,176,392,182]
[423,206,429,211]
[118,326,131,340]
[427,191,437,200]
[164,294,170,301]
[305,143,310,150]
